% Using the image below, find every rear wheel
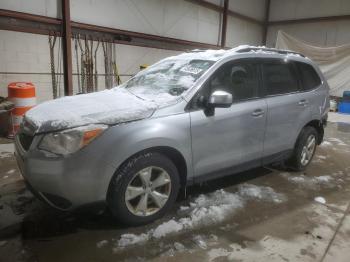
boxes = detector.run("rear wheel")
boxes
[107,152,180,226]
[287,126,318,171]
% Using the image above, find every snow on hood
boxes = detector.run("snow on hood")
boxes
[25,88,161,133]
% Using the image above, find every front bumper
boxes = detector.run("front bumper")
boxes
[14,133,116,210]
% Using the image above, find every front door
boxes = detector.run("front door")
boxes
[189,60,267,179]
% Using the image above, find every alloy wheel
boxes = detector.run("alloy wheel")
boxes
[300,134,316,166]
[125,166,172,216]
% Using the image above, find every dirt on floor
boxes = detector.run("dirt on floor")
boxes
[1,122,350,262]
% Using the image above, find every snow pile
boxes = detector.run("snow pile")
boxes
[320,141,332,147]
[152,220,183,238]
[281,173,334,187]
[238,184,287,203]
[25,88,158,133]
[115,185,286,249]
[116,233,149,248]
[116,190,244,249]
[314,196,326,204]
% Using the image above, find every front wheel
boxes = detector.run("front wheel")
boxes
[287,126,318,171]
[107,152,180,226]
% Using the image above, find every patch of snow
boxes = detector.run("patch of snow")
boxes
[152,219,183,239]
[314,196,326,204]
[238,184,287,203]
[0,143,14,158]
[281,173,334,187]
[173,242,185,252]
[6,169,16,174]
[25,88,158,133]
[115,186,286,249]
[193,235,208,249]
[320,141,332,147]
[3,175,8,179]
[315,176,333,183]
[116,233,148,248]
[96,240,108,248]
[179,206,189,211]
[317,155,327,160]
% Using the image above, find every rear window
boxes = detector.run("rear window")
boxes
[295,62,322,91]
[262,62,299,96]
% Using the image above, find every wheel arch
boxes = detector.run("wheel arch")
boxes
[106,146,188,200]
[303,119,324,145]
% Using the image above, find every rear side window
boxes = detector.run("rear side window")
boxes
[262,62,298,96]
[295,62,322,91]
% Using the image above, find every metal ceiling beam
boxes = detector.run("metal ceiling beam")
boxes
[0,9,61,25]
[221,0,229,48]
[62,0,73,96]
[262,0,270,45]
[0,9,219,51]
[186,0,263,25]
[269,14,350,26]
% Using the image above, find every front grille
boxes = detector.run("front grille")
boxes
[18,133,34,151]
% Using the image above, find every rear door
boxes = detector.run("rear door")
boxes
[261,59,311,162]
[294,61,326,119]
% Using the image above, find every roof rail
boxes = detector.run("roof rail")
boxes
[236,47,305,57]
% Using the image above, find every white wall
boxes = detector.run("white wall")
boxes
[0,30,180,102]
[226,16,262,47]
[225,0,264,47]
[0,0,60,18]
[0,0,265,102]
[267,0,350,47]
[229,0,266,21]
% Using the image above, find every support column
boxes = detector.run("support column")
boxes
[262,0,271,46]
[62,0,73,96]
[221,0,229,48]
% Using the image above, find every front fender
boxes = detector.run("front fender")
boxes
[91,113,192,193]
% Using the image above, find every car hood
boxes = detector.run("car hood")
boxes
[25,88,159,133]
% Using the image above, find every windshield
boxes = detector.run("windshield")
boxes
[123,59,215,101]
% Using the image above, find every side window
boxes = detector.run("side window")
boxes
[208,62,259,101]
[295,62,322,91]
[262,62,299,96]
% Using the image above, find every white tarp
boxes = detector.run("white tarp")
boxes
[276,30,350,97]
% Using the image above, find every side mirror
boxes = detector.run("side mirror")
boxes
[208,90,232,108]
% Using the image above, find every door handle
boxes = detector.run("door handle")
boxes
[252,109,264,117]
[298,99,309,106]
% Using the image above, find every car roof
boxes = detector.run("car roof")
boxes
[174,45,310,64]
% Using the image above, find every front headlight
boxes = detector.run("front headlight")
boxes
[39,124,108,155]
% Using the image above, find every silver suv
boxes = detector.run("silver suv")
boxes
[15,46,329,225]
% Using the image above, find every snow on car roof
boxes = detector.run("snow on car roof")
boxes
[163,45,304,63]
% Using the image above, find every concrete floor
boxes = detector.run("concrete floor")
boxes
[1,120,350,262]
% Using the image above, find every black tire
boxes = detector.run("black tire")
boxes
[107,152,180,226]
[287,126,318,171]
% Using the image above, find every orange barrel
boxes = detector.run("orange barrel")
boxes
[7,82,36,138]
